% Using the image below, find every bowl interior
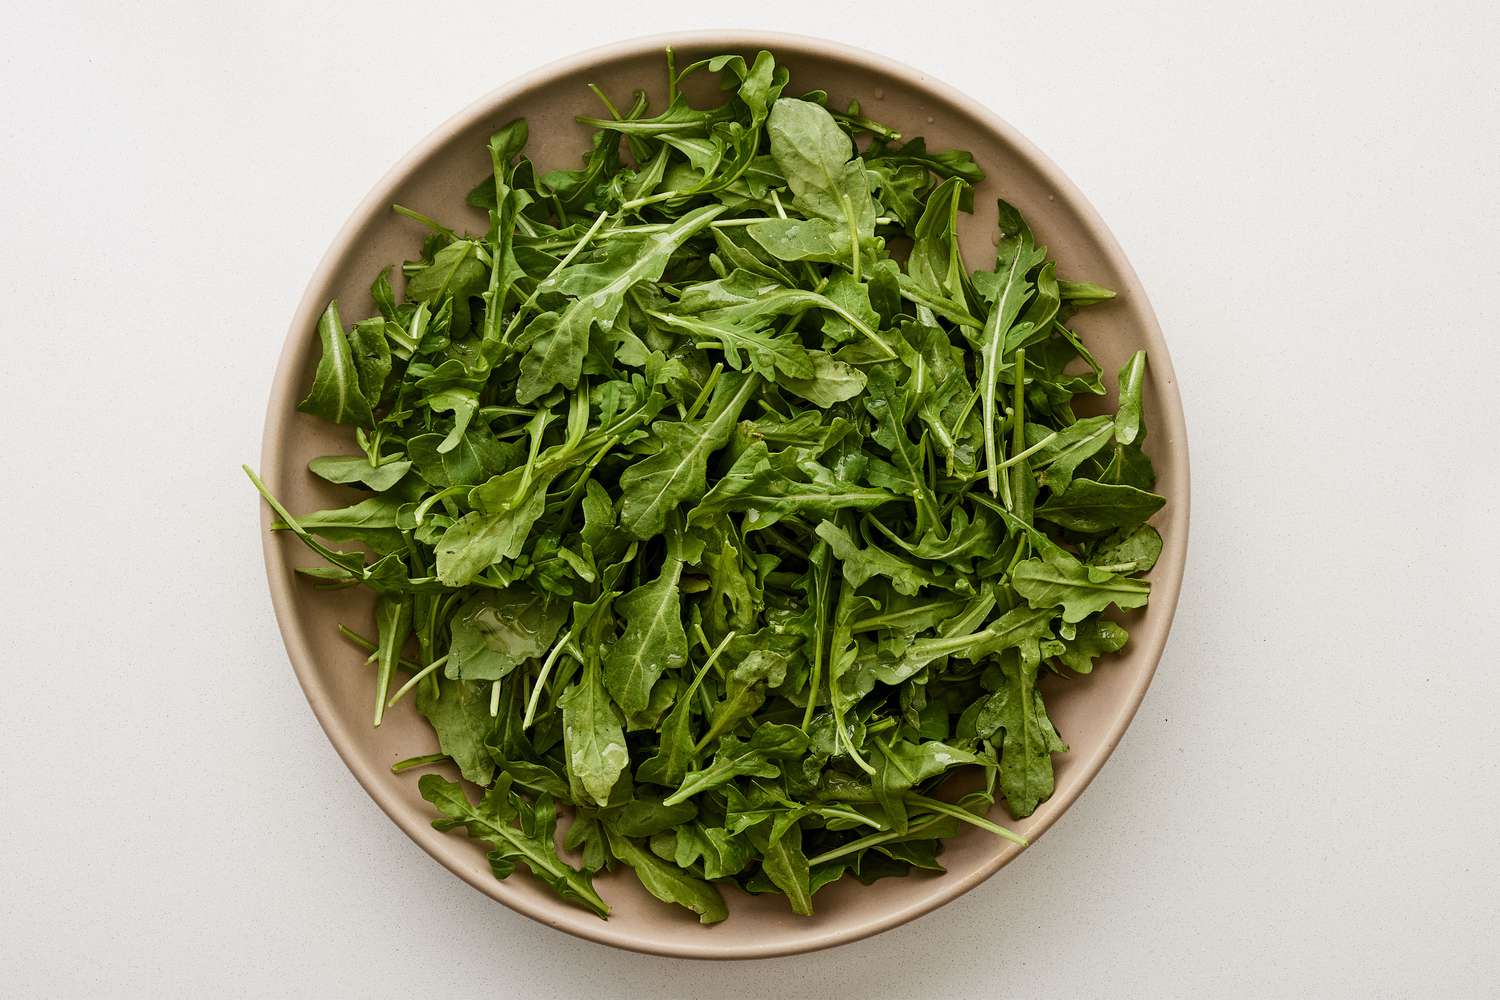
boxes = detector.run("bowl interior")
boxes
[260,31,1188,960]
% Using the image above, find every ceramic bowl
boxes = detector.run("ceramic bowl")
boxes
[258,30,1190,959]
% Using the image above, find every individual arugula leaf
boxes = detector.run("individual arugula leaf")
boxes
[1034,415,1114,492]
[1055,618,1130,673]
[1091,524,1163,574]
[1012,548,1150,623]
[406,239,486,337]
[906,177,970,308]
[298,302,376,426]
[433,475,552,585]
[746,817,814,916]
[864,604,1053,692]
[649,308,815,380]
[814,521,943,596]
[605,826,728,924]
[1115,350,1148,445]
[865,135,985,185]
[560,603,629,807]
[746,217,845,263]
[976,200,1046,495]
[777,352,867,407]
[420,774,607,916]
[697,649,791,747]
[636,621,736,791]
[1035,478,1166,535]
[863,362,942,534]
[1059,279,1116,306]
[604,554,687,718]
[447,587,566,681]
[280,496,402,545]
[767,98,875,244]
[407,428,513,489]
[671,822,753,879]
[975,643,1068,818]
[607,795,698,838]
[674,269,893,358]
[308,454,412,492]
[415,676,498,785]
[689,441,894,531]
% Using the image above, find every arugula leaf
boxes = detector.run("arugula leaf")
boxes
[560,639,629,807]
[1034,415,1114,492]
[1091,524,1163,574]
[604,556,687,717]
[448,587,566,681]
[421,774,607,916]
[308,454,412,492]
[1115,350,1147,445]
[906,177,969,307]
[1012,549,1150,623]
[298,302,376,426]
[975,643,1068,817]
[1055,618,1130,673]
[672,822,753,879]
[767,98,875,244]
[690,442,894,531]
[746,217,844,263]
[649,308,815,379]
[605,826,728,924]
[415,676,498,785]
[1035,478,1166,534]
[977,200,1045,495]
[778,352,867,407]
[747,818,813,916]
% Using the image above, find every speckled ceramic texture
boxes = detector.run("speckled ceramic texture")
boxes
[258,30,1190,960]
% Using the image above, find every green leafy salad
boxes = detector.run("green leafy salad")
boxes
[248,48,1165,924]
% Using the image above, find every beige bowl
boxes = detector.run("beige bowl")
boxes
[258,30,1190,959]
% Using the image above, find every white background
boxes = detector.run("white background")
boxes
[3,2,1497,997]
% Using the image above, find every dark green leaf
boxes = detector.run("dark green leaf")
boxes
[1036,478,1166,534]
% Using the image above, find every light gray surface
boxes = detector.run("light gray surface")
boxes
[1,1,1496,996]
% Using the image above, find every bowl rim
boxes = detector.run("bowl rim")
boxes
[259,28,1191,960]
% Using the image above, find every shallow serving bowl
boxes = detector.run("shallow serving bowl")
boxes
[258,30,1190,959]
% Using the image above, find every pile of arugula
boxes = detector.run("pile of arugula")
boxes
[248,49,1165,924]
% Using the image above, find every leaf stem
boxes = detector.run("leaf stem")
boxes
[958,430,1057,480]
[586,83,624,120]
[619,189,683,211]
[244,466,365,575]
[413,485,464,525]
[523,628,574,729]
[682,363,724,423]
[1010,348,1028,515]
[805,815,949,867]
[905,793,1028,847]
[390,753,449,774]
[392,204,456,237]
[386,654,450,707]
